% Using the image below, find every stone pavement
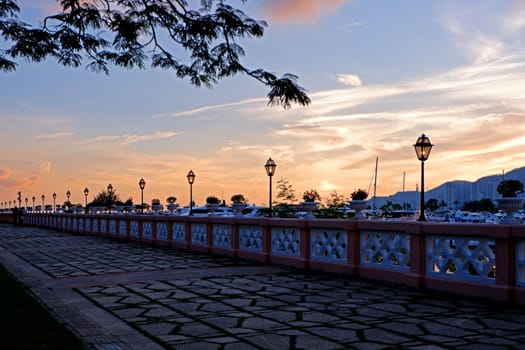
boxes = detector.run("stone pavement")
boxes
[1,224,525,350]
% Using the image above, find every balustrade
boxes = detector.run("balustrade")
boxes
[11,212,525,304]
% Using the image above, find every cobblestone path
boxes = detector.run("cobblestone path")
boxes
[1,225,525,349]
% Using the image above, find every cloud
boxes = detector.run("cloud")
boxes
[260,0,350,24]
[86,131,178,146]
[152,98,263,119]
[337,74,362,87]
[33,132,74,140]
[39,162,52,173]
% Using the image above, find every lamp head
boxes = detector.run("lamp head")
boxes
[187,170,195,185]
[413,134,433,162]
[139,178,146,190]
[264,158,277,177]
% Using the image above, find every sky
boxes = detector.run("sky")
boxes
[2,0,525,207]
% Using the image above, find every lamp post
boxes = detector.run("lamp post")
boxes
[107,184,113,214]
[66,190,71,211]
[84,187,89,214]
[32,196,35,212]
[25,197,28,210]
[413,133,433,221]
[264,158,277,217]
[41,194,45,211]
[17,191,21,208]
[138,178,145,214]
[187,170,195,216]
[52,192,56,212]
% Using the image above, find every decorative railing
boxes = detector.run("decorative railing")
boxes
[10,212,525,304]
[360,230,410,271]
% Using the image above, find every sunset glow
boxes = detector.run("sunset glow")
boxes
[1,0,525,207]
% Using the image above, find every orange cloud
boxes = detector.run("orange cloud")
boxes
[260,0,350,24]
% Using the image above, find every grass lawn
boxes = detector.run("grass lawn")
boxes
[0,264,87,349]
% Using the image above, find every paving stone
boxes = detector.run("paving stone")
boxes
[240,317,284,330]
[361,328,414,344]
[294,334,344,349]
[2,224,525,350]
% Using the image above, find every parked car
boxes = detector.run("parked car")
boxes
[178,206,234,217]
[241,206,267,217]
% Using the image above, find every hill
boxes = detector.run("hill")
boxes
[372,167,525,210]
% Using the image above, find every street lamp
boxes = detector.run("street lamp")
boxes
[264,158,277,217]
[187,170,195,216]
[52,192,56,212]
[66,190,71,210]
[25,197,28,210]
[138,178,146,214]
[32,196,35,211]
[413,133,433,221]
[107,184,113,214]
[17,191,21,208]
[84,187,89,214]
[41,194,45,211]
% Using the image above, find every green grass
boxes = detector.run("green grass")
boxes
[0,264,87,349]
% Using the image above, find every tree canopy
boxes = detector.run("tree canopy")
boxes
[497,179,524,198]
[0,0,310,109]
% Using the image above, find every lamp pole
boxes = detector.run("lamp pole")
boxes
[41,194,45,211]
[264,158,277,217]
[52,192,56,213]
[32,196,35,212]
[187,170,195,216]
[66,190,71,210]
[413,133,433,221]
[84,187,89,214]
[139,178,146,214]
[107,184,113,214]
[25,198,28,210]
[17,191,21,208]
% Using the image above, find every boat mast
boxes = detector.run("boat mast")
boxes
[402,171,406,210]
[373,157,378,209]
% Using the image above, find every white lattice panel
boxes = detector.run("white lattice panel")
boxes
[517,239,525,286]
[271,227,300,256]
[239,225,263,251]
[213,224,232,248]
[130,220,139,238]
[172,222,185,241]
[157,222,167,240]
[92,219,99,233]
[360,231,410,271]
[142,221,152,239]
[109,219,117,236]
[426,236,496,283]
[191,223,207,245]
[100,219,107,234]
[310,229,348,263]
[119,220,127,236]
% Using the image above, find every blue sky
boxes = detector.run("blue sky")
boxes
[2,0,525,207]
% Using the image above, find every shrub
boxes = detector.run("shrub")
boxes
[350,189,368,200]
[497,179,524,197]
[302,189,321,202]
[206,196,220,205]
[166,196,177,204]
[230,194,247,203]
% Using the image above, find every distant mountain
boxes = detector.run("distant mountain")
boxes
[371,167,525,210]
